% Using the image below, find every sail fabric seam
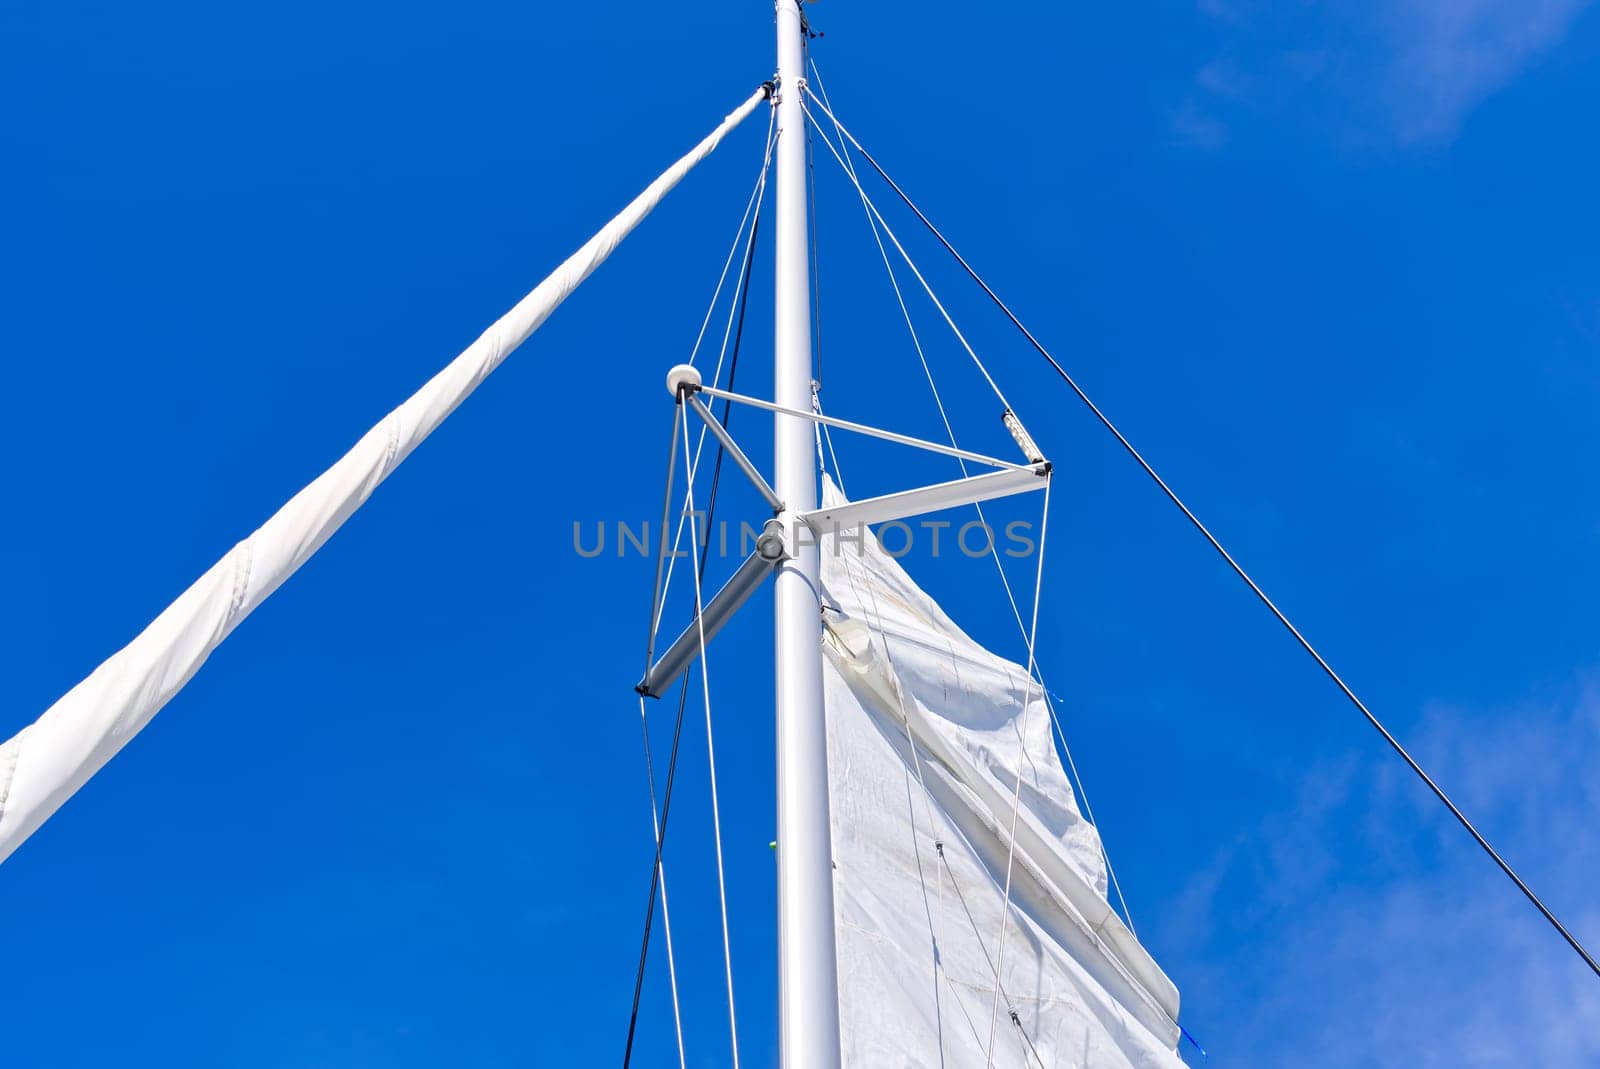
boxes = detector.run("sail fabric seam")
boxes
[0,84,770,865]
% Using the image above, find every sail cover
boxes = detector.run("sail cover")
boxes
[818,477,1184,1067]
[0,86,769,865]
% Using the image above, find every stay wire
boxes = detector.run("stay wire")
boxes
[680,402,744,1069]
[685,109,778,372]
[985,476,1052,1067]
[796,98,1012,413]
[934,843,1048,1069]
[621,326,753,1067]
[623,151,768,1068]
[829,477,1045,1069]
[634,692,688,1069]
[653,119,777,639]
[804,39,824,388]
[803,86,1600,982]
[806,63,1139,934]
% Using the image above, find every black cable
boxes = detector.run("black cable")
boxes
[812,90,1600,982]
[622,197,765,1068]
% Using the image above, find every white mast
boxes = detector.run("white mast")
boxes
[772,0,843,1065]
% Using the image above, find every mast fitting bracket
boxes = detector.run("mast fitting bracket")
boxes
[665,362,702,400]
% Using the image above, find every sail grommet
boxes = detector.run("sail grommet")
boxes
[665,363,702,399]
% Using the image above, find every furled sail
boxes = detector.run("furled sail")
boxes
[0,86,770,865]
[818,477,1184,1067]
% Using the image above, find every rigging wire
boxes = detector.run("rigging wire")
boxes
[629,404,690,1069]
[802,81,1184,1053]
[653,113,778,638]
[828,467,1048,1069]
[817,413,1176,1049]
[634,692,689,1069]
[804,39,825,388]
[811,385,846,495]
[680,401,745,1069]
[985,476,1052,1067]
[682,113,778,376]
[934,843,1048,1069]
[623,131,771,1068]
[805,64,1140,933]
[795,99,1012,413]
[801,85,1600,983]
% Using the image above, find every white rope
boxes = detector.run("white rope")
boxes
[811,383,848,495]
[636,693,688,1069]
[680,408,743,1069]
[634,120,772,1066]
[810,381,829,480]
[686,109,778,372]
[934,842,1047,1069]
[985,474,1052,1066]
[653,117,778,637]
[798,97,1012,413]
[807,66,1139,933]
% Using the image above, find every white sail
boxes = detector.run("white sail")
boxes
[819,477,1184,1067]
[0,86,769,865]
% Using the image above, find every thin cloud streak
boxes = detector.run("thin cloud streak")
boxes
[1183,0,1593,148]
[1159,679,1600,1066]
[1384,0,1592,143]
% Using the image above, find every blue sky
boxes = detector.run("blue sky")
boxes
[3,1,1599,1066]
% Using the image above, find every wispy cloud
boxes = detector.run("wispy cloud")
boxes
[1171,98,1231,151]
[1382,0,1591,143]
[1159,679,1600,1065]
[1181,0,1593,148]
